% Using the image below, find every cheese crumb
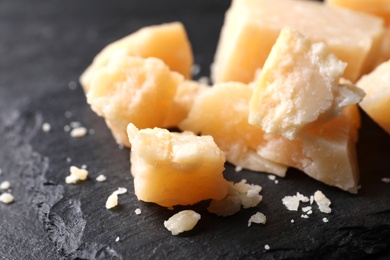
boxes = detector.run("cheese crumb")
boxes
[381,177,390,183]
[314,190,332,214]
[274,180,279,184]
[310,195,314,205]
[0,193,14,204]
[42,122,51,132]
[268,175,276,181]
[70,121,81,128]
[113,187,127,195]
[70,127,88,138]
[248,212,266,227]
[264,244,270,250]
[235,166,243,172]
[65,166,88,184]
[301,214,309,219]
[135,208,142,215]
[323,217,329,223]
[164,210,201,235]
[106,193,118,209]
[81,164,87,169]
[302,206,312,212]
[96,175,107,182]
[115,236,120,242]
[0,181,11,190]
[307,210,313,215]
[291,219,295,223]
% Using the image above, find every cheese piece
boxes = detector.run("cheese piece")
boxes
[80,22,193,92]
[87,56,183,147]
[164,210,201,235]
[127,123,228,208]
[326,0,390,26]
[249,28,364,140]
[258,105,361,193]
[179,82,287,176]
[357,60,390,135]
[211,0,384,83]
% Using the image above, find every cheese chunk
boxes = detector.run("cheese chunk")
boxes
[127,123,228,208]
[81,22,193,92]
[86,56,183,147]
[357,60,390,135]
[249,28,365,140]
[211,0,384,83]
[258,105,361,193]
[179,82,287,176]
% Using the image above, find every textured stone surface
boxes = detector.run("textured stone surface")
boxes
[1,0,390,259]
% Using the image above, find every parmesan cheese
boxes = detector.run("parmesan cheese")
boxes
[314,190,332,214]
[135,208,142,215]
[42,122,51,132]
[96,175,107,182]
[164,210,201,235]
[65,166,88,184]
[0,193,14,204]
[70,127,88,138]
[248,212,266,227]
[0,181,11,190]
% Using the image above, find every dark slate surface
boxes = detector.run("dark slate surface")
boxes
[1,0,390,259]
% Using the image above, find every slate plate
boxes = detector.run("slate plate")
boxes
[1,1,390,259]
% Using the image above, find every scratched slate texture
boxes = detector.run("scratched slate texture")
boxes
[1,1,390,260]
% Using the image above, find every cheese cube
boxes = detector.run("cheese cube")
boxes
[86,56,183,147]
[127,123,228,207]
[211,0,384,83]
[249,28,365,140]
[80,22,193,92]
[357,60,390,135]
[179,82,287,177]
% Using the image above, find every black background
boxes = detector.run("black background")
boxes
[1,0,390,259]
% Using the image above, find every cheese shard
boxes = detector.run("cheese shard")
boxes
[179,82,287,177]
[249,28,365,140]
[258,105,361,193]
[211,0,384,83]
[80,22,193,92]
[86,56,182,147]
[127,123,228,208]
[357,60,390,135]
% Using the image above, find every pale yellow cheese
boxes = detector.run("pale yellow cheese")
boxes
[357,60,390,135]
[179,82,287,177]
[127,123,228,208]
[249,28,365,140]
[80,22,193,92]
[212,0,384,84]
[86,56,183,147]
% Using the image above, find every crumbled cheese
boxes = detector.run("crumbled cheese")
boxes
[191,64,201,75]
[135,208,142,215]
[89,129,95,135]
[198,76,210,85]
[296,192,309,203]
[310,195,314,205]
[65,166,88,184]
[307,210,313,215]
[301,214,309,219]
[0,193,14,204]
[68,81,77,90]
[381,177,390,183]
[268,175,276,181]
[164,210,201,235]
[106,193,118,209]
[64,111,72,118]
[64,125,71,132]
[248,212,266,227]
[282,196,300,211]
[81,164,87,169]
[323,217,329,223]
[115,236,120,242]
[42,122,51,132]
[291,219,295,223]
[274,180,279,184]
[113,187,127,195]
[70,121,81,128]
[70,127,87,138]
[264,245,270,250]
[302,206,312,212]
[208,180,262,216]
[96,175,107,182]
[0,181,11,190]
[314,190,332,214]
[235,166,243,172]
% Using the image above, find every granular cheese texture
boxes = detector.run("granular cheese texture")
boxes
[282,192,309,211]
[96,175,107,182]
[164,210,201,235]
[70,127,88,138]
[314,190,332,214]
[65,166,89,184]
[42,122,51,132]
[208,180,262,216]
[0,193,14,204]
[0,181,11,190]
[248,212,267,227]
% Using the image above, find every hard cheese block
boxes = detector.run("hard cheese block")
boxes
[211,0,384,84]
[127,123,228,208]
[357,60,390,135]
[249,28,364,140]
[80,22,193,92]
